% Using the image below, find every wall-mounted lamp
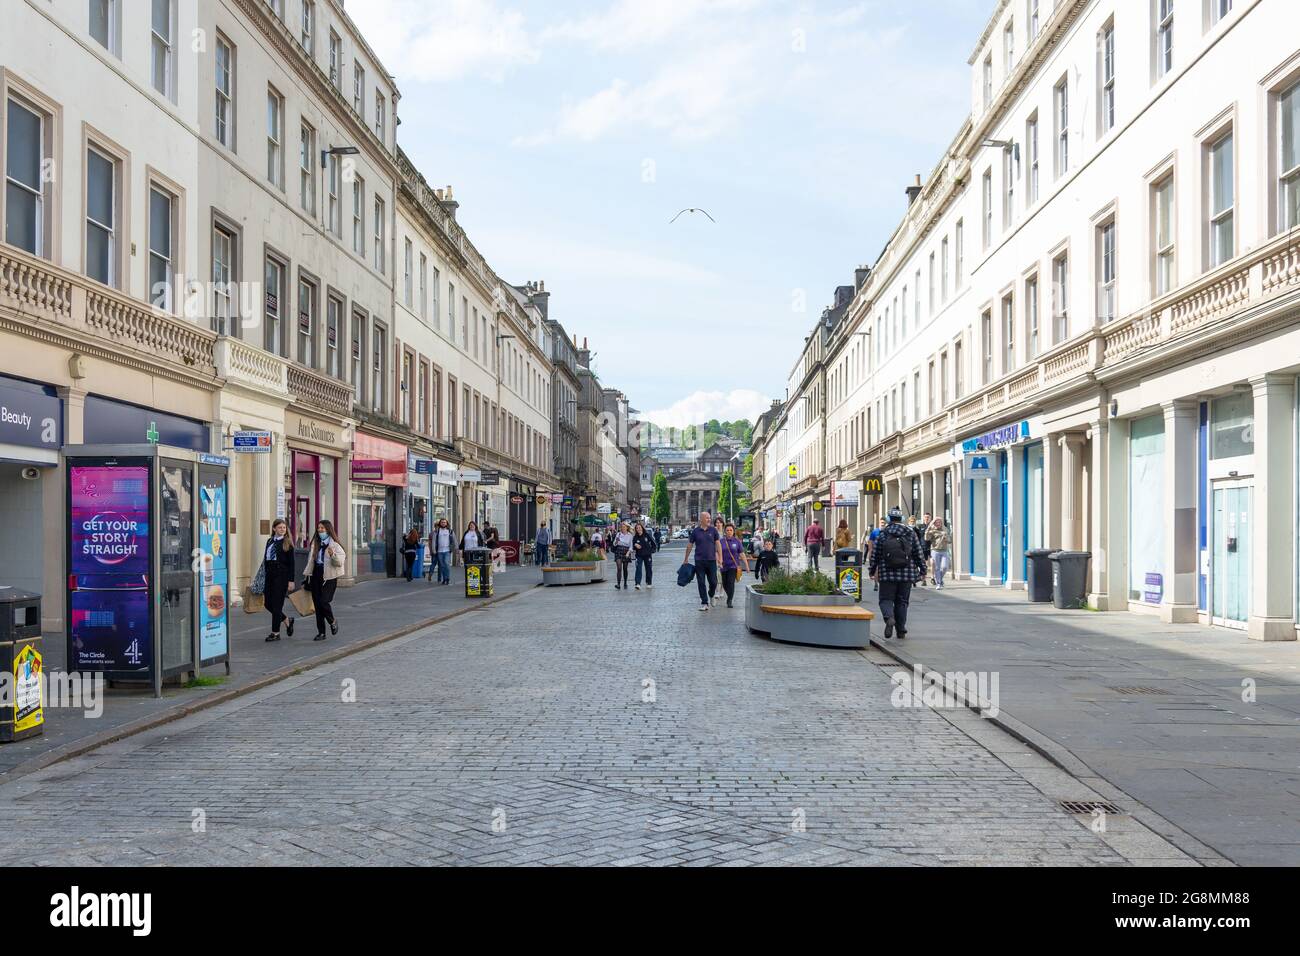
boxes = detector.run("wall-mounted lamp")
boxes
[321,145,361,168]
[981,138,1020,163]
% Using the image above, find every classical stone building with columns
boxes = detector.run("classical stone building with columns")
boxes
[764,0,1300,641]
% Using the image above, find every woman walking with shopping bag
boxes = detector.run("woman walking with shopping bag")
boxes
[261,518,296,642]
[303,519,346,641]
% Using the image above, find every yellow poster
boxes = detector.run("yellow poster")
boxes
[838,567,861,600]
[467,565,482,596]
[14,643,43,733]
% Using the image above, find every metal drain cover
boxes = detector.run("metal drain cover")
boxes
[1059,800,1123,815]
[1109,686,1174,695]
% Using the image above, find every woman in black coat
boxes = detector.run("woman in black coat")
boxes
[262,518,297,642]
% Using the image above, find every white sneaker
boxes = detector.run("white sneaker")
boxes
[635,585,641,590]
[646,584,653,589]
[698,605,709,612]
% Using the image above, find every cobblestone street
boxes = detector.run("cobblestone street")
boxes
[0,576,1192,866]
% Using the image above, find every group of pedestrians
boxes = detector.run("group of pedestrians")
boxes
[609,521,661,590]
[681,511,752,611]
[259,517,346,644]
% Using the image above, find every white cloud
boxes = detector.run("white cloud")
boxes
[540,0,761,53]
[345,0,540,83]
[642,390,771,429]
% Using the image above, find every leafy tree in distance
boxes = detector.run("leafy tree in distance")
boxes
[719,471,736,521]
[650,471,671,525]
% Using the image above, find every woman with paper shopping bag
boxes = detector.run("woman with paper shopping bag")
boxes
[303,519,346,641]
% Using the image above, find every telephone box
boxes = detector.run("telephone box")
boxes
[64,445,231,697]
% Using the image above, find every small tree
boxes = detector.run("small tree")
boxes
[650,470,671,525]
[719,471,736,522]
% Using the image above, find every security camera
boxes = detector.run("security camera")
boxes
[21,467,40,481]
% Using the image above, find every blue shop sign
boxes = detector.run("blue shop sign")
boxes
[0,375,61,451]
[961,420,1030,454]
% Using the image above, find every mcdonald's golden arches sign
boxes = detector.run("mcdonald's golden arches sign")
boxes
[863,474,884,496]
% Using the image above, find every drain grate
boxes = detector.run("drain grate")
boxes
[1059,799,1123,815]
[1109,685,1174,696]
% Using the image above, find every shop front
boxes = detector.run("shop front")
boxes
[507,478,537,543]
[351,431,408,579]
[0,375,62,614]
[956,417,1042,587]
[284,410,347,552]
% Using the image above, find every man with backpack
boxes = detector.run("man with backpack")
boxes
[868,507,927,640]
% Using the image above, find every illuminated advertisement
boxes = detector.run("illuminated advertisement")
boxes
[199,477,229,662]
[68,464,151,673]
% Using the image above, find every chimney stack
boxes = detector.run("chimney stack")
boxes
[439,184,459,219]
[905,174,922,206]
[854,265,870,290]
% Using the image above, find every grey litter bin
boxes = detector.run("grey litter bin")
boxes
[1050,551,1091,609]
[834,548,864,602]
[0,587,43,742]
[463,547,493,598]
[1025,549,1055,603]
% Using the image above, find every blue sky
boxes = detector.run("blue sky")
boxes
[349,0,996,426]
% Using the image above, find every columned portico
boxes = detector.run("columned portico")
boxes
[1248,375,1296,641]
[1161,400,1200,624]
[1059,433,1087,552]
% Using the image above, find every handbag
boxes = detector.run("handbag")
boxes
[288,586,315,617]
[250,561,266,596]
[243,591,265,614]
[676,562,696,587]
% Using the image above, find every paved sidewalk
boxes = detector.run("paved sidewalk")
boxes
[868,580,1300,865]
[0,565,540,780]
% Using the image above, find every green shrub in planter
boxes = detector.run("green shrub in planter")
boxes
[567,548,602,562]
[756,568,837,596]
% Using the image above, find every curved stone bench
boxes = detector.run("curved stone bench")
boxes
[744,584,856,634]
[542,565,592,586]
[759,603,873,649]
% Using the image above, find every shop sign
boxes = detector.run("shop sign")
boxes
[597,502,611,514]
[459,468,482,483]
[811,501,824,512]
[830,480,861,507]
[276,487,286,519]
[863,474,884,496]
[351,458,385,481]
[431,467,458,486]
[199,453,230,467]
[561,495,574,509]
[788,464,798,479]
[479,470,501,486]
[0,378,60,451]
[1144,572,1163,605]
[510,494,525,505]
[961,421,1030,454]
[965,453,993,477]
[233,431,273,454]
[412,459,438,474]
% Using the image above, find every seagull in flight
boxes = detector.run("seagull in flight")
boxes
[670,207,716,224]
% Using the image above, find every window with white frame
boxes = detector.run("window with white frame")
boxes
[954,339,964,398]
[1211,0,1232,24]
[375,92,386,143]
[1052,252,1069,342]
[419,253,428,319]
[941,237,950,302]
[86,146,118,286]
[150,0,174,99]
[373,196,385,272]
[448,282,456,343]
[300,0,314,55]
[1153,175,1175,295]
[982,310,994,383]
[266,88,283,187]
[1281,80,1300,231]
[371,322,386,412]
[353,62,365,118]
[1156,0,1173,79]
[211,222,235,335]
[215,36,234,149]
[148,185,175,310]
[928,253,936,315]
[350,309,365,401]
[1025,275,1040,359]
[1002,147,1015,229]
[403,238,413,307]
[265,256,285,355]
[1026,113,1039,203]
[1054,76,1069,176]
[983,55,993,110]
[299,122,315,215]
[1099,20,1115,134]
[1207,130,1234,268]
[297,275,317,367]
[1028,0,1040,40]
[1004,21,1015,74]
[1097,218,1117,322]
[326,294,342,378]
[328,30,341,88]
[326,152,340,236]
[955,219,964,287]
[1002,294,1015,374]
[432,266,441,329]
[352,175,364,254]
[90,0,118,55]
[982,169,993,248]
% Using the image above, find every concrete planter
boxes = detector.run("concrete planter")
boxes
[542,565,592,586]
[744,584,855,634]
[587,560,608,583]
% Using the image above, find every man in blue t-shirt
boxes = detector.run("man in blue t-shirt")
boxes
[682,511,722,611]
